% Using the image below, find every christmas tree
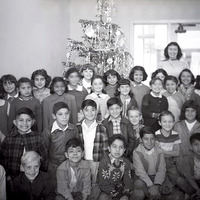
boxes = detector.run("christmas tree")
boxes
[63,0,134,78]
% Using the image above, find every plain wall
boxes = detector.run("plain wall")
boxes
[1,0,200,79]
[0,0,70,79]
[69,0,200,51]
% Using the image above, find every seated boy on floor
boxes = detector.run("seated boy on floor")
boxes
[56,138,91,200]
[11,151,55,200]
[102,97,135,159]
[96,134,134,200]
[132,126,166,200]
[176,133,200,199]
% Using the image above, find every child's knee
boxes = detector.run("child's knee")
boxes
[130,189,145,200]
[134,179,146,190]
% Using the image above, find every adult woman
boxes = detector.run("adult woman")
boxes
[158,42,189,78]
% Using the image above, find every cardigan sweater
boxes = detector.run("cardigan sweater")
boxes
[97,153,134,196]
[42,93,78,130]
[174,120,200,156]
[142,93,168,131]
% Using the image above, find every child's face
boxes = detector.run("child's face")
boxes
[14,114,34,134]
[92,78,104,93]
[118,84,130,96]
[185,107,197,123]
[107,74,118,86]
[151,80,163,95]
[191,139,200,157]
[141,133,155,151]
[65,146,83,164]
[168,45,178,60]
[108,139,125,159]
[23,159,40,181]
[156,73,165,81]
[53,81,66,96]
[158,115,174,132]
[181,71,192,86]
[3,81,16,95]
[68,72,80,86]
[165,80,177,94]
[53,108,70,129]
[82,69,93,80]
[34,75,46,89]
[128,110,141,126]
[82,106,97,121]
[108,104,122,119]
[133,70,143,84]
[19,82,32,98]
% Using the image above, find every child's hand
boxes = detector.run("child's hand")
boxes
[148,185,160,199]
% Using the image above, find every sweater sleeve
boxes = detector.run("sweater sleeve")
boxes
[82,166,91,199]
[133,150,154,187]
[35,99,43,133]
[0,166,6,200]
[123,159,134,192]
[142,95,153,118]
[56,166,73,199]
[42,99,50,131]
[154,152,166,185]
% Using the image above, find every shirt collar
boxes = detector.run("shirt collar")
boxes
[150,91,162,98]
[18,96,33,101]
[90,93,108,99]
[144,146,155,155]
[82,78,91,87]
[68,84,83,91]
[51,121,68,133]
[7,93,19,99]
[82,119,97,129]
[132,81,142,87]
[109,116,121,122]
[108,153,123,164]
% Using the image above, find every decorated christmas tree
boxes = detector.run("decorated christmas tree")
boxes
[63,0,134,78]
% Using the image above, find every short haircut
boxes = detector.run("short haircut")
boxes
[108,134,127,149]
[178,69,195,85]
[180,100,200,121]
[18,77,33,87]
[53,102,70,115]
[49,77,68,94]
[81,99,97,110]
[164,75,178,85]
[107,97,122,108]
[151,69,168,80]
[190,133,200,145]
[80,64,94,72]
[103,69,121,84]
[129,66,148,81]
[164,42,183,60]
[91,75,105,85]
[15,107,35,119]
[21,151,41,166]
[65,138,84,152]
[31,69,51,88]
[115,78,133,97]
[149,77,163,86]
[159,110,175,122]
[140,126,155,138]
[65,67,81,79]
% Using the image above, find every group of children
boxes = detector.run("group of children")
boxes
[0,63,200,200]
